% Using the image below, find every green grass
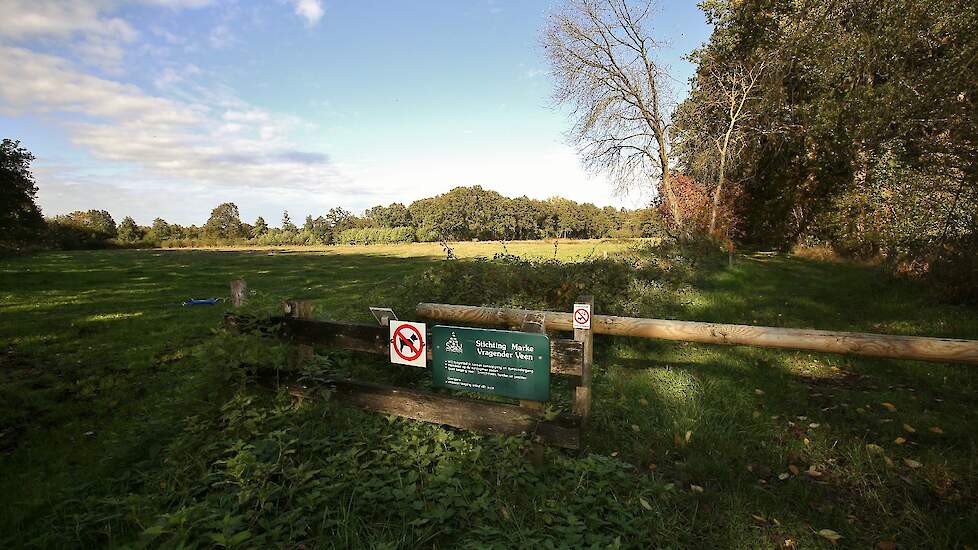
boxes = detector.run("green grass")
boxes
[1,240,976,548]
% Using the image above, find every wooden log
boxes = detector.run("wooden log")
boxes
[415,302,978,366]
[573,295,594,420]
[286,379,581,449]
[230,279,247,307]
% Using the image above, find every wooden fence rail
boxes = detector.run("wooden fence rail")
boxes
[415,303,978,366]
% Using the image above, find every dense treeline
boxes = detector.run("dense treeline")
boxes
[9,183,663,250]
[671,0,977,300]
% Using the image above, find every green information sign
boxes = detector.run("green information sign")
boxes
[431,325,550,401]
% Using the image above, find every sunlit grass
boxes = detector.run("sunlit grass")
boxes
[0,242,976,547]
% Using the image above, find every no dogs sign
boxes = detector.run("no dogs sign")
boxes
[389,320,427,367]
[572,303,591,330]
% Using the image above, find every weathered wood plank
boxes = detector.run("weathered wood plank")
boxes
[287,379,581,449]
[416,303,978,366]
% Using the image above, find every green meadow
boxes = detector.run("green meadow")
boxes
[2,240,976,548]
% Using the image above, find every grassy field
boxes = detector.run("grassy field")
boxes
[1,239,977,548]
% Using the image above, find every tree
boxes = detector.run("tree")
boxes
[0,139,44,246]
[117,216,139,242]
[252,216,268,237]
[150,218,172,241]
[544,0,682,228]
[281,211,297,232]
[204,202,243,239]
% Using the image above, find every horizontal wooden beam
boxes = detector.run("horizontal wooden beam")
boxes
[226,315,582,378]
[285,379,581,449]
[415,303,978,366]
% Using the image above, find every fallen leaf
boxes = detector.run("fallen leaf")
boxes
[806,466,823,478]
[639,497,653,511]
[803,437,811,446]
[784,537,797,548]
[818,528,843,543]
[788,464,800,475]
[894,437,906,445]
[638,398,649,407]
[750,513,766,523]
[690,484,704,493]
[883,456,895,467]
[685,430,693,443]
[611,451,619,457]
[903,424,916,433]
[929,426,943,434]
[903,458,922,469]
[778,472,791,480]
[866,443,885,455]
[877,541,897,550]
[631,424,641,432]
[755,389,765,395]
[647,462,657,471]
[881,402,897,412]
[809,423,820,428]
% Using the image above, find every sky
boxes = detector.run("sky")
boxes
[0,0,713,226]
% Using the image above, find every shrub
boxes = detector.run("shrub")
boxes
[336,226,416,245]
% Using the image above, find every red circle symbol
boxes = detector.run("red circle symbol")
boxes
[574,308,590,325]
[392,324,424,361]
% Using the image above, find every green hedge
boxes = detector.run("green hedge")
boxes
[336,226,416,245]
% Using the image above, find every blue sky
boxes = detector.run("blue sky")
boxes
[0,1,712,226]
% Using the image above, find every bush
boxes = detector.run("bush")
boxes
[336,226,416,245]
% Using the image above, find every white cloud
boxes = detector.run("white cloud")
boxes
[288,0,324,26]
[0,45,349,208]
[0,1,138,41]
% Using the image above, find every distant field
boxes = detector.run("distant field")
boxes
[165,238,646,261]
[2,240,977,548]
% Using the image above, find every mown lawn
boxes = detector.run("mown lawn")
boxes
[1,240,976,548]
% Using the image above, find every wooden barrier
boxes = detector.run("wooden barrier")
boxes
[224,310,586,449]
[415,303,978,366]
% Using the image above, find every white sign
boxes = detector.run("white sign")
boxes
[389,320,427,367]
[572,303,591,330]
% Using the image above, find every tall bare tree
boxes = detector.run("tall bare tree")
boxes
[706,60,764,235]
[544,0,681,228]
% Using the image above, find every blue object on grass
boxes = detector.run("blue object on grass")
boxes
[183,298,219,306]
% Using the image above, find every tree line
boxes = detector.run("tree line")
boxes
[0,143,663,250]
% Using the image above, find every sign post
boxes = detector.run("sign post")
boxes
[431,325,550,401]
[389,320,427,367]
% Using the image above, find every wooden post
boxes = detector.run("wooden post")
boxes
[519,312,546,412]
[230,279,247,307]
[573,295,594,420]
[520,312,547,464]
[283,299,314,367]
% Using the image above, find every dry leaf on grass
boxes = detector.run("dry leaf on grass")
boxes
[778,472,791,480]
[755,388,765,395]
[903,458,922,469]
[690,484,704,493]
[639,497,653,511]
[894,437,906,445]
[881,402,897,412]
[903,423,916,433]
[817,528,843,543]
[929,426,943,434]
[788,464,800,475]
[866,443,885,455]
